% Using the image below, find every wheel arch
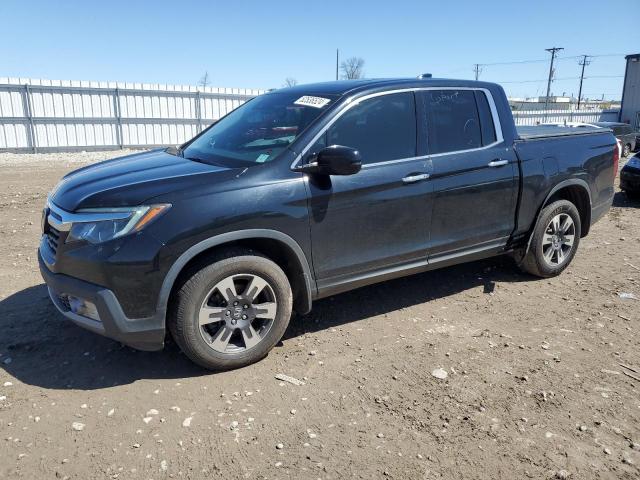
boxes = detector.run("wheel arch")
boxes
[541,180,592,237]
[519,179,592,260]
[157,230,315,323]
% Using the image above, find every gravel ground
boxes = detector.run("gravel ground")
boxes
[0,150,639,479]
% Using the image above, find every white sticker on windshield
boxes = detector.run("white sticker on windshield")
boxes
[294,95,331,109]
[256,153,270,163]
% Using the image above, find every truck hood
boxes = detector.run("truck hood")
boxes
[50,149,235,211]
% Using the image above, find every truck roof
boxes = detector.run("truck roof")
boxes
[270,78,499,97]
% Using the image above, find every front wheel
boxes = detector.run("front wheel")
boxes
[168,250,293,370]
[519,200,581,278]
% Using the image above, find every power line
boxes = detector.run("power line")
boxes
[498,78,571,84]
[475,52,627,68]
[477,59,548,66]
[484,75,623,84]
[584,75,624,79]
[581,53,628,58]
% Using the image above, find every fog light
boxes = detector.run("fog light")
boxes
[67,296,100,322]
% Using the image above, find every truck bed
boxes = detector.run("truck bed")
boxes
[517,125,604,140]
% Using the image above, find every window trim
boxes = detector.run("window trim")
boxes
[473,90,497,147]
[290,87,504,169]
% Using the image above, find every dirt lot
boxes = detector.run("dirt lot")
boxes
[0,150,639,480]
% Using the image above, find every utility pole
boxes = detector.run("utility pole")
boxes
[544,47,563,117]
[473,64,482,81]
[336,49,339,80]
[576,55,591,110]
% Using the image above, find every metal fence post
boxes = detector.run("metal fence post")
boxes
[195,91,202,133]
[22,84,37,153]
[113,88,124,149]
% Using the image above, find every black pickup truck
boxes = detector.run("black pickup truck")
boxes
[38,78,617,370]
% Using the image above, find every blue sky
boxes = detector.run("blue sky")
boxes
[1,0,638,100]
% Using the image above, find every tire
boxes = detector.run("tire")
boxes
[519,200,581,278]
[625,190,640,200]
[168,249,293,370]
[623,144,631,157]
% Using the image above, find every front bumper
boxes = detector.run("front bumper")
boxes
[39,252,165,351]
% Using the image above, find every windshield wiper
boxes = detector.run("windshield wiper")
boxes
[241,138,292,150]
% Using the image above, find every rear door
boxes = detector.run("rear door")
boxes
[418,88,518,259]
[304,91,433,284]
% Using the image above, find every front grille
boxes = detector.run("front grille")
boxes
[46,226,60,256]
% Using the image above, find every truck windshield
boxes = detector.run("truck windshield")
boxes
[182,92,337,167]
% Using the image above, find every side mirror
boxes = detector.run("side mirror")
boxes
[298,145,362,176]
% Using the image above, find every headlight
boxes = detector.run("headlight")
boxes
[66,204,171,245]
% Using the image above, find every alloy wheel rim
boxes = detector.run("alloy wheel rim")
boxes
[198,274,277,354]
[542,213,575,267]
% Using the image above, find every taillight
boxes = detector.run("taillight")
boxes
[613,140,620,177]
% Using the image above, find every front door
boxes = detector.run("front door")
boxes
[418,89,518,258]
[304,91,433,286]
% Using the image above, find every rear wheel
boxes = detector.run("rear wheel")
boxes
[519,200,581,278]
[168,250,293,370]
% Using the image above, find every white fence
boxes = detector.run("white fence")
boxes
[0,78,265,152]
[0,78,622,152]
[512,108,619,126]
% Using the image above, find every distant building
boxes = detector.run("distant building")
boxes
[537,96,573,103]
[620,53,640,129]
[508,96,618,111]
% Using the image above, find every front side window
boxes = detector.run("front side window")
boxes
[424,90,482,154]
[323,92,417,164]
[183,92,337,167]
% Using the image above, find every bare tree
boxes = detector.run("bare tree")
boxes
[283,77,298,87]
[340,57,365,80]
[198,71,210,88]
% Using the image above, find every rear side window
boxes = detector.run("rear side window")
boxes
[475,91,497,145]
[326,92,416,164]
[424,90,481,154]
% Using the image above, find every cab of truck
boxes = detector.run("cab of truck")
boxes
[39,78,617,370]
